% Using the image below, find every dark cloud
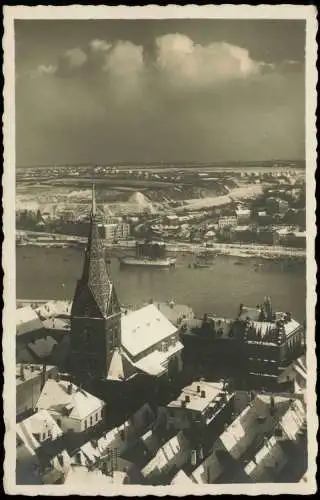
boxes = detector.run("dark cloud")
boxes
[15,27,305,165]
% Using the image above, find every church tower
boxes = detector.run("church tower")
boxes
[70,185,122,379]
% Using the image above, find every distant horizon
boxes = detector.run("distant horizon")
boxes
[16,159,306,169]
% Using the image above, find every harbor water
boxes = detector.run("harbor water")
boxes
[17,246,306,323]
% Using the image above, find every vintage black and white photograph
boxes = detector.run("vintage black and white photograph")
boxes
[3,5,317,495]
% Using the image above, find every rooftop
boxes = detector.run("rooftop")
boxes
[155,302,194,327]
[167,381,226,414]
[171,469,194,485]
[65,466,115,487]
[126,340,183,377]
[244,436,288,482]
[16,364,56,386]
[141,431,190,479]
[121,304,178,358]
[36,300,72,320]
[36,379,104,421]
[27,336,58,359]
[16,409,63,455]
[219,394,291,461]
[16,306,44,336]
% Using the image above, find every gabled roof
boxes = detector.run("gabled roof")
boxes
[126,340,183,377]
[171,469,194,485]
[141,431,190,478]
[279,400,306,442]
[219,395,290,461]
[121,304,177,358]
[191,445,224,484]
[36,379,104,421]
[244,436,288,482]
[16,409,63,455]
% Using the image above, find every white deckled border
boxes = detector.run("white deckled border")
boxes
[2,4,318,496]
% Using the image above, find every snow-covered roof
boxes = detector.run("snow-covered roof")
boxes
[155,302,194,327]
[167,381,226,414]
[244,436,287,482]
[141,431,189,478]
[36,300,72,319]
[121,304,177,358]
[107,348,126,381]
[27,336,57,359]
[279,399,306,442]
[171,469,194,485]
[16,364,56,385]
[219,395,290,461]
[36,379,104,421]
[66,466,112,485]
[16,306,44,336]
[16,409,63,455]
[191,445,224,484]
[128,340,183,377]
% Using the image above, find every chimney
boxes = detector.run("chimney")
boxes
[200,390,206,398]
[191,449,197,466]
[67,383,73,395]
[20,364,25,381]
[197,385,201,393]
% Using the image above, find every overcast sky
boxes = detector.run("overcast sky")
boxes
[15,19,305,166]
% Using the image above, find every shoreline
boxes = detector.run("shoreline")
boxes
[17,239,305,262]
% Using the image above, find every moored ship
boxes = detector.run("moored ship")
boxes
[120,240,176,268]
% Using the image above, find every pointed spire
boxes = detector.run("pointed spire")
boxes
[72,188,121,319]
[92,184,96,217]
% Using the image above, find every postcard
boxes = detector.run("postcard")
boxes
[3,5,317,495]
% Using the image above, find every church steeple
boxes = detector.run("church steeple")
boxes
[70,185,122,379]
[73,185,120,318]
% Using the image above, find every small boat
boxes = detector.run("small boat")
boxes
[193,262,210,269]
[234,260,244,266]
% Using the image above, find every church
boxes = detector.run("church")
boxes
[69,186,184,388]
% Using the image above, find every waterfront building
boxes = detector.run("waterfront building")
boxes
[16,364,58,419]
[256,227,280,246]
[218,216,237,229]
[16,409,71,485]
[69,186,123,381]
[36,378,105,433]
[266,197,289,216]
[181,297,305,389]
[98,221,130,243]
[235,207,251,224]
